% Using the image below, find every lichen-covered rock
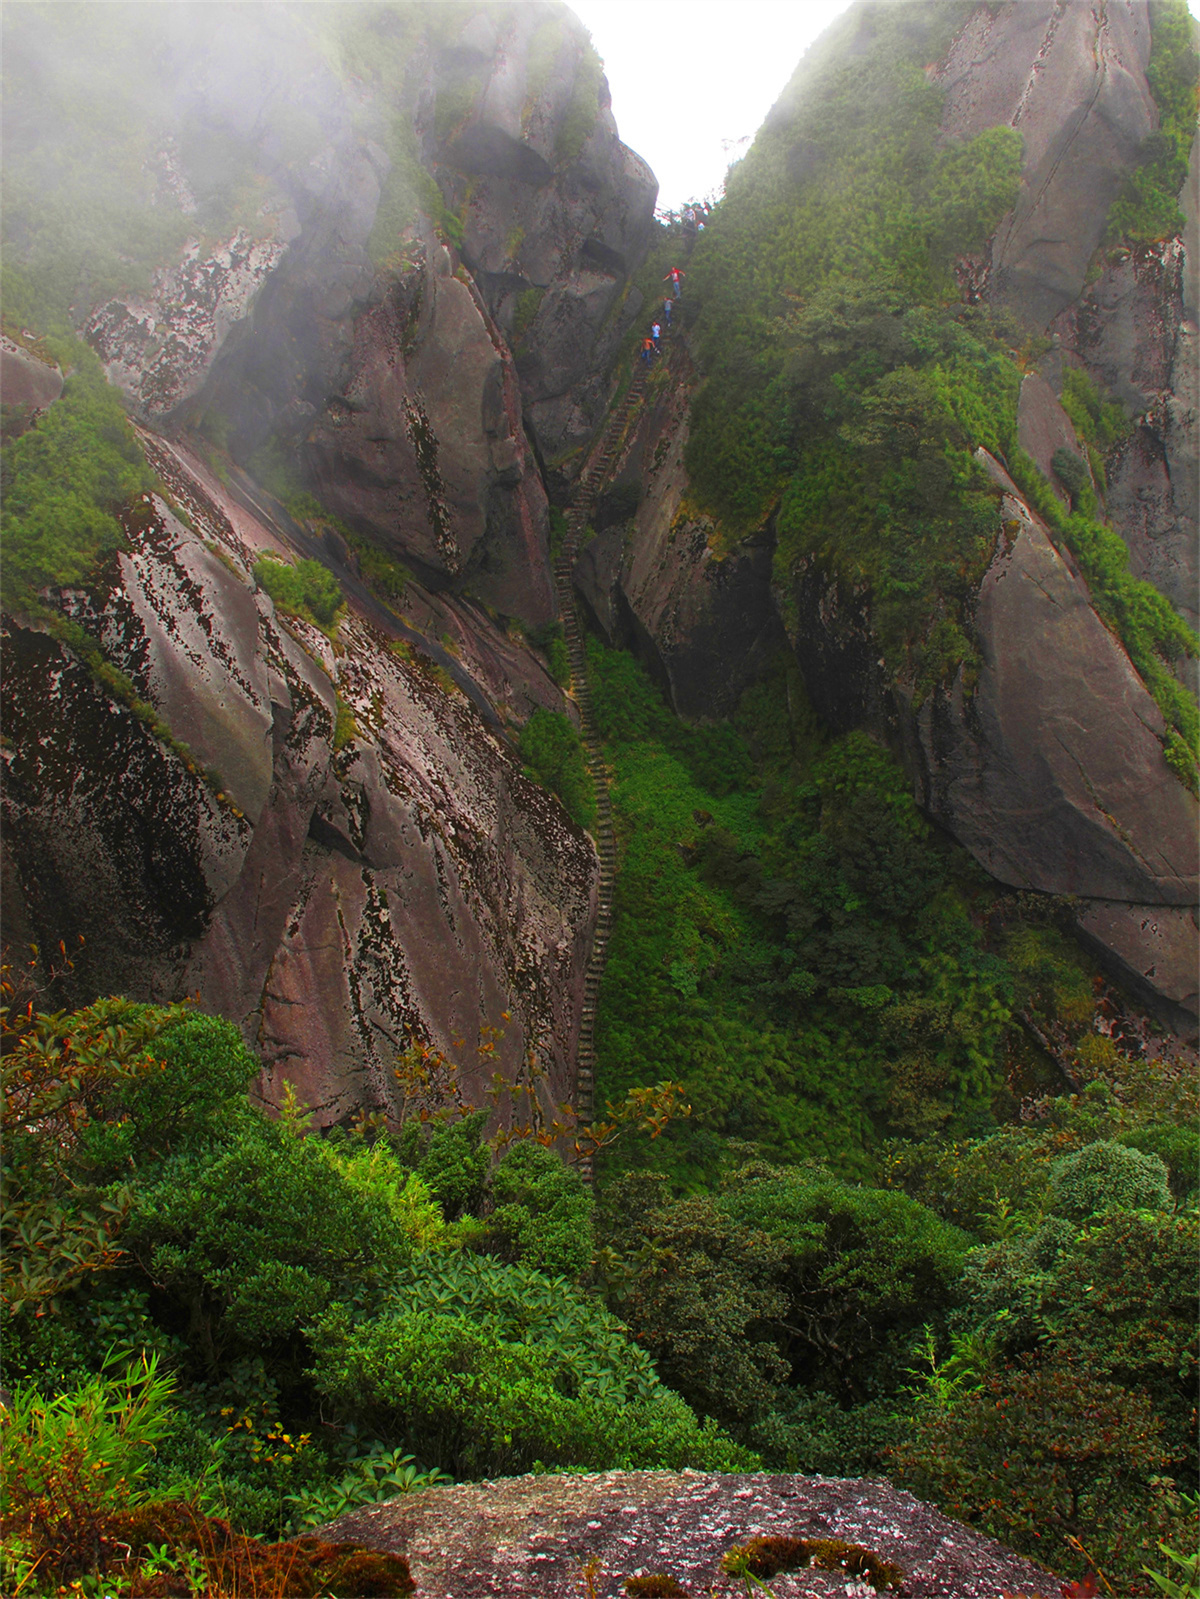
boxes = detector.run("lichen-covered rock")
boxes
[938,0,1156,330]
[87,230,287,420]
[318,1469,1061,1598]
[0,445,597,1117]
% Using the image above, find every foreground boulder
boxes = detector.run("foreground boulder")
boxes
[320,1469,1060,1597]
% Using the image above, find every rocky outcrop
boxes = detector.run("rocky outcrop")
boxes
[0,443,597,1119]
[319,1469,1060,1597]
[0,335,63,436]
[580,366,790,719]
[1052,236,1199,648]
[939,0,1156,330]
[913,452,1198,1020]
[78,5,655,628]
[429,6,658,460]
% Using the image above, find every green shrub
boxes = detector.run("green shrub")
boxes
[718,1163,972,1400]
[1049,1139,1173,1220]
[518,707,597,830]
[1,1353,177,1585]
[1118,1123,1200,1204]
[1051,444,1091,508]
[888,1359,1174,1586]
[311,1263,753,1479]
[599,1175,789,1426]
[253,555,344,629]
[123,1111,414,1358]
[1,338,154,608]
[484,1142,594,1277]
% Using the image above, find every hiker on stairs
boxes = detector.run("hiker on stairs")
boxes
[664,265,685,298]
[663,296,673,327]
[651,320,661,349]
[640,334,655,365]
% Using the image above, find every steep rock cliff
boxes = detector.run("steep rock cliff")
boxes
[597,0,1198,1022]
[1,440,597,1119]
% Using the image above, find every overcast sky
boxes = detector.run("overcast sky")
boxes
[568,0,1200,213]
[568,0,851,211]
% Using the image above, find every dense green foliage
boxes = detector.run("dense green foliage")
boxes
[584,631,1197,1588]
[2,998,745,1579]
[0,338,154,608]
[589,640,1061,1178]
[1105,0,1198,245]
[252,555,345,630]
[679,0,1197,768]
[518,706,597,830]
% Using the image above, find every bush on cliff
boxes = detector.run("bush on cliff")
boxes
[0,338,154,609]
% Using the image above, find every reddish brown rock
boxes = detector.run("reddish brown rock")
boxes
[319,1469,1061,1598]
[0,444,597,1118]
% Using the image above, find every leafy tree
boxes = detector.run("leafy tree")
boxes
[1048,1139,1172,1221]
[718,1163,971,1401]
[888,1359,1175,1584]
[598,1174,788,1426]
[483,1141,594,1278]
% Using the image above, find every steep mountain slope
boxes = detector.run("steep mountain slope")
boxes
[586,0,1199,1025]
[1,0,652,1109]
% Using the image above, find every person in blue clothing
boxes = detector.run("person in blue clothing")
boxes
[640,334,655,364]
[663,296,672,326]
[651,320,661,348]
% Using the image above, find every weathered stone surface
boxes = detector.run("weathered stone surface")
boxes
[939,0,1156,329]
[0,334,63,420]
[602,373,790,719]
[428,6,658,459]
[1077,900,1200,1028]
[87,230,286,420]
[1051,236,1199,650]
[302,230,558,623]
[0,445,597,1118]
[1016,371,1085,504]
[319,1469,1060,1598]
[916,453,1198,912]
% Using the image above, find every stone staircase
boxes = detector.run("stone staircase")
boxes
[552,366,648,1177]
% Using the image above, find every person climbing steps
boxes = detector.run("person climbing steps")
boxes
[663,296,672,326]
[664,265,685,298]
[640,334,655,364]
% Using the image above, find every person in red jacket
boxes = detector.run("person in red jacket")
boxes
[664,266,685,298]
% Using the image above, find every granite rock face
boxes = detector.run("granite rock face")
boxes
[77,4,655,627]
[938,0,1156,330]
[0,446,597,1119]
[913,453,1198,1015]
[1053,236,1199,649]
[583,371,790,719]
[319,1469,1061,1598]
[430,6,658,459]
